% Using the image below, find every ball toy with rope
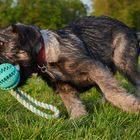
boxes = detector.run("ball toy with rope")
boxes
[0,63,59,119]
[0,63,20,90]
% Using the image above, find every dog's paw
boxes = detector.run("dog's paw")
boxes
[70,109,88,119]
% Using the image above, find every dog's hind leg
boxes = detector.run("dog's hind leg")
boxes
[113,33,140,97]
[56,83,87,118]
[88,61,140,113]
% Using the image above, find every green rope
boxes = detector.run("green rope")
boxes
[10,89,59,119]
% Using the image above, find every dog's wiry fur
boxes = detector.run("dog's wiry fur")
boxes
[0,16,140,118]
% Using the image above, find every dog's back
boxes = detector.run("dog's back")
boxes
[68,16,138,62]
[64,16,140,74]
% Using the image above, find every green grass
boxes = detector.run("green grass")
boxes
[0,74,140,140]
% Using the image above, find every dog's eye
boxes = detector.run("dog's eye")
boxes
[0,41,4,46]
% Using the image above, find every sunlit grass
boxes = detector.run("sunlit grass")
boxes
[0,74,140,139]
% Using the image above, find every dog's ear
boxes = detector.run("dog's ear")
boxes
[11,24,40,36]
[11,24,17,33]
[11,23,24,34]
[11,24,27,42]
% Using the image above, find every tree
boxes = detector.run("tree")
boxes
[91,0,140,31]
[0,0,87,29]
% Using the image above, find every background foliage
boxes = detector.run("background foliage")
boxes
[0,0,140,31]
[0,0,87,29]
[92,0,140,31]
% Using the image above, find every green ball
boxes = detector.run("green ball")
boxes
[0,63,20,90]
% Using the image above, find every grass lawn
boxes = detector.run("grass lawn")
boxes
[0,74,140,140]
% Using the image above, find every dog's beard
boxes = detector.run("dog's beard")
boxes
[0,52,33,84]
[0,54,13,64]
[0,55,6,63]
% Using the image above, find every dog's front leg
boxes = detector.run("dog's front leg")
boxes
[56,83,87,119]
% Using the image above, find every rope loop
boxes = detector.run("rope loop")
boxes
[10,89,59,119]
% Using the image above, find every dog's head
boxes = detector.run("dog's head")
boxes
[0,24,41,84]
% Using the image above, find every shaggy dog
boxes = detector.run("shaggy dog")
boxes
[0,16,140,118]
